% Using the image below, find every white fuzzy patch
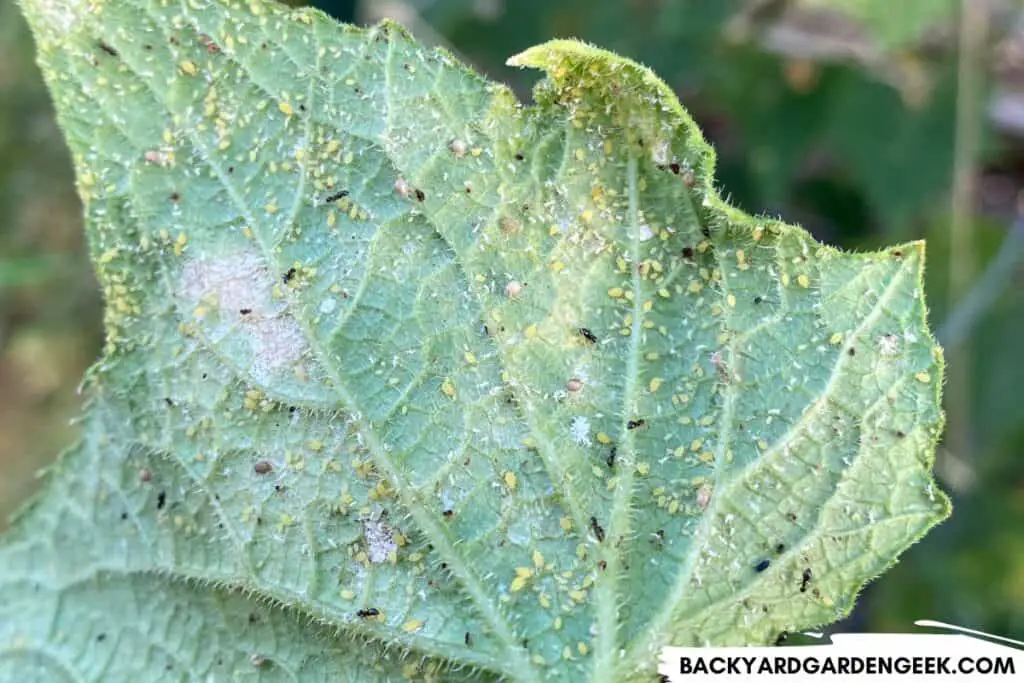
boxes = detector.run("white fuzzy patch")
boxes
[569,416,592,446]
[179,251,307,378]
[363,515,397,564]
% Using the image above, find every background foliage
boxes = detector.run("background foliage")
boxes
[2,0,1021,645]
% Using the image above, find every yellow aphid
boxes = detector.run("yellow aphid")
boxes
[559,517,573,532]
[510,575,530,593]
[649,377,664,393]
[278,100,294,116]
[915,372,931,384]
[503,470,518,490]
[797,274,810,288]
[464,351,477,365]
[608,287,624,298]
[179,61,198,76]
[533,550,544,569]
[596,432,612,445]
[830,333,843,345]
[727,294,736,307]
[402,620,424,633]
[440,379,456,399]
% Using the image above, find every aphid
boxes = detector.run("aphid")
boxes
[578,327,598,344]
[696,485,712,510]
[626,419,646,430]
[590,516,605,543]
[356,608,380,618]
[598,559,607,571]
[504,280,523,298]
[800,567,812,593]
[754,559,770,573]
[606,446,616,468]
[322,189,349,203]
[566,378,584,393]
[157,491,167,510]
[254,461,273,475]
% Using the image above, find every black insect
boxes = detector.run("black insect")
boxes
[239,308,252,315]
[578,327,598,344]
[157,491,167,510]
[774,543,785,554]
[465,632,473,646]
[322,189,349,203]
[282,267,296,283]
[590,516,605,543]
[754,559,770,573]
[800,568,812,593]
[669,162,681,175]
[754,296,763,304]
[356,608,380,618]
[98,41,119,57]
[442,509,454,519]
[414,189,426,202]
[627,419,646,430]
[606,446,617,468]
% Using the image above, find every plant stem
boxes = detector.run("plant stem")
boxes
[947,0,988,464]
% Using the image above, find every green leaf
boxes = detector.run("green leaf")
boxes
[4,1,949,680]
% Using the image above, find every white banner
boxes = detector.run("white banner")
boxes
[660,621,1024,682]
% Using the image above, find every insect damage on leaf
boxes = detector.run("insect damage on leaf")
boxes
[2,1,950,682]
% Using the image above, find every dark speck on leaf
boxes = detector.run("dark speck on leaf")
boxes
[754,559,770,573]
[169,191,180,202]
[98,41,119,57]
[800,567,813,592]
[515,152,524,161]
[590,516,605,542]
[157,491,166,510]
[356,608,379,618]
[578,327,598,344]
[465,632,472,646]
[775,543,785,554]
[606,446,617,468]
[323,189,349,203]
[627,419,646,430]
[239,308,252,315]
[682,246,694,259]
[282,267,296,283]
[669,162,680,174]
[414,189,425,202]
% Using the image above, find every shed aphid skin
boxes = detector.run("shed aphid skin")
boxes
[566,377,584,393]
[504,280,523,298]
[394,177,411,198]
[449,138,467,157]
[249,654,266,668]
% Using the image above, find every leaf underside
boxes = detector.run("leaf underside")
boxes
[3,0,949,681]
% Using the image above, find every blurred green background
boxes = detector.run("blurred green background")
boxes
[2,0,1022,642]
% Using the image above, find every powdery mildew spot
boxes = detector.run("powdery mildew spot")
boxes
[178,252,307,379]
